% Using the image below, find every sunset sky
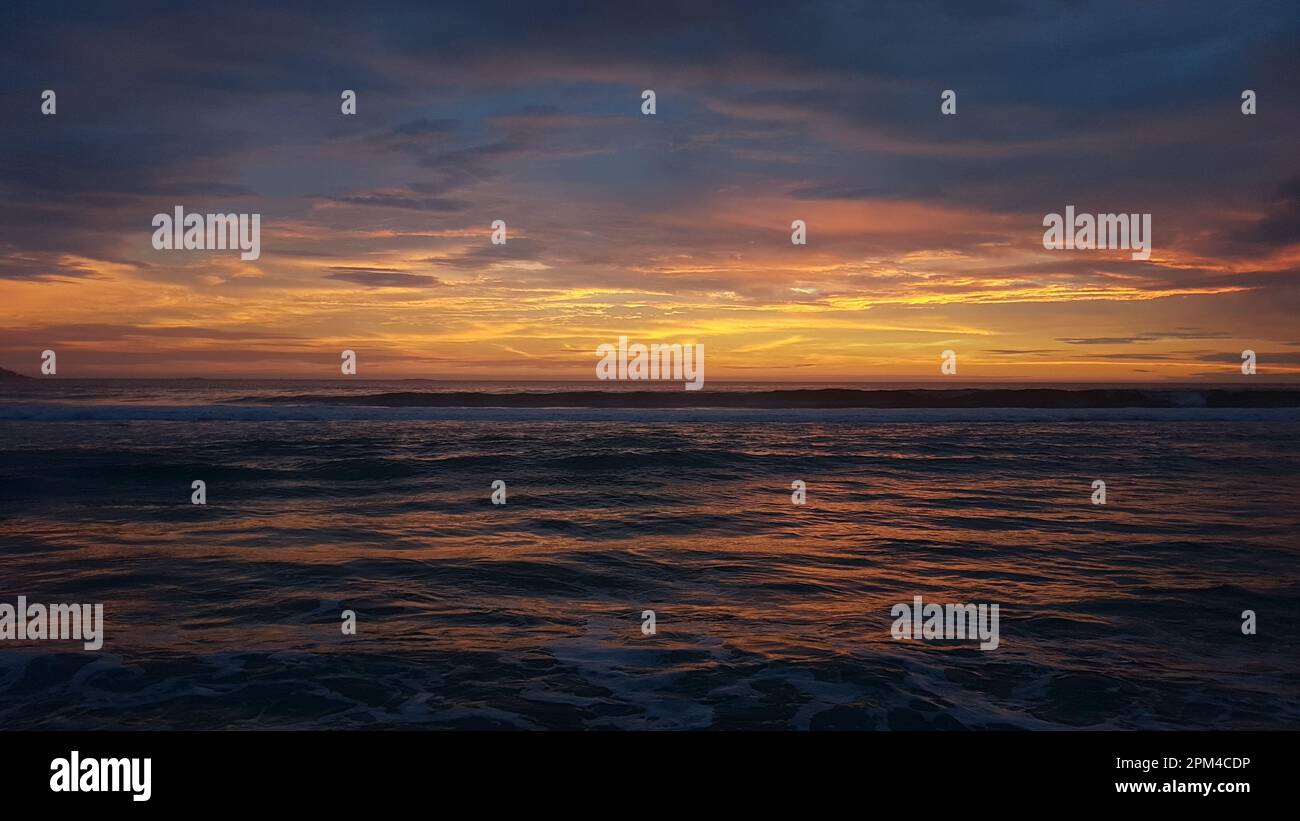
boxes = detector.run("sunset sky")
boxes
[2,0,1298,380]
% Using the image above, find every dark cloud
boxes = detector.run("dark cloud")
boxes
[1077,352,1180,361]
[0,251,102,282]
[790,184,885,201]
[1251,175,1300,246]
[1057,337,1144,345]
[424,237,546,269]
[0,323,300,345]
[1058,330,1232,344]
[323,267,444,288]
[1198,351,1300,366]
[328,193,470,212]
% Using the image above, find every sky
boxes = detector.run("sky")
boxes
[1,0,1298,381]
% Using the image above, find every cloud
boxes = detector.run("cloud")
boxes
[1057,330,1233,344]
[323,267,444,288]
[1197,351,1300,366]
[1251,175,1300,246]
[3,1,1299,377]
[1076,352,1181,361]
[328,192,470,212]
[0,251,104,282]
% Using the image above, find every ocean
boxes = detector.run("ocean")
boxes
[1,380,1297,729]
